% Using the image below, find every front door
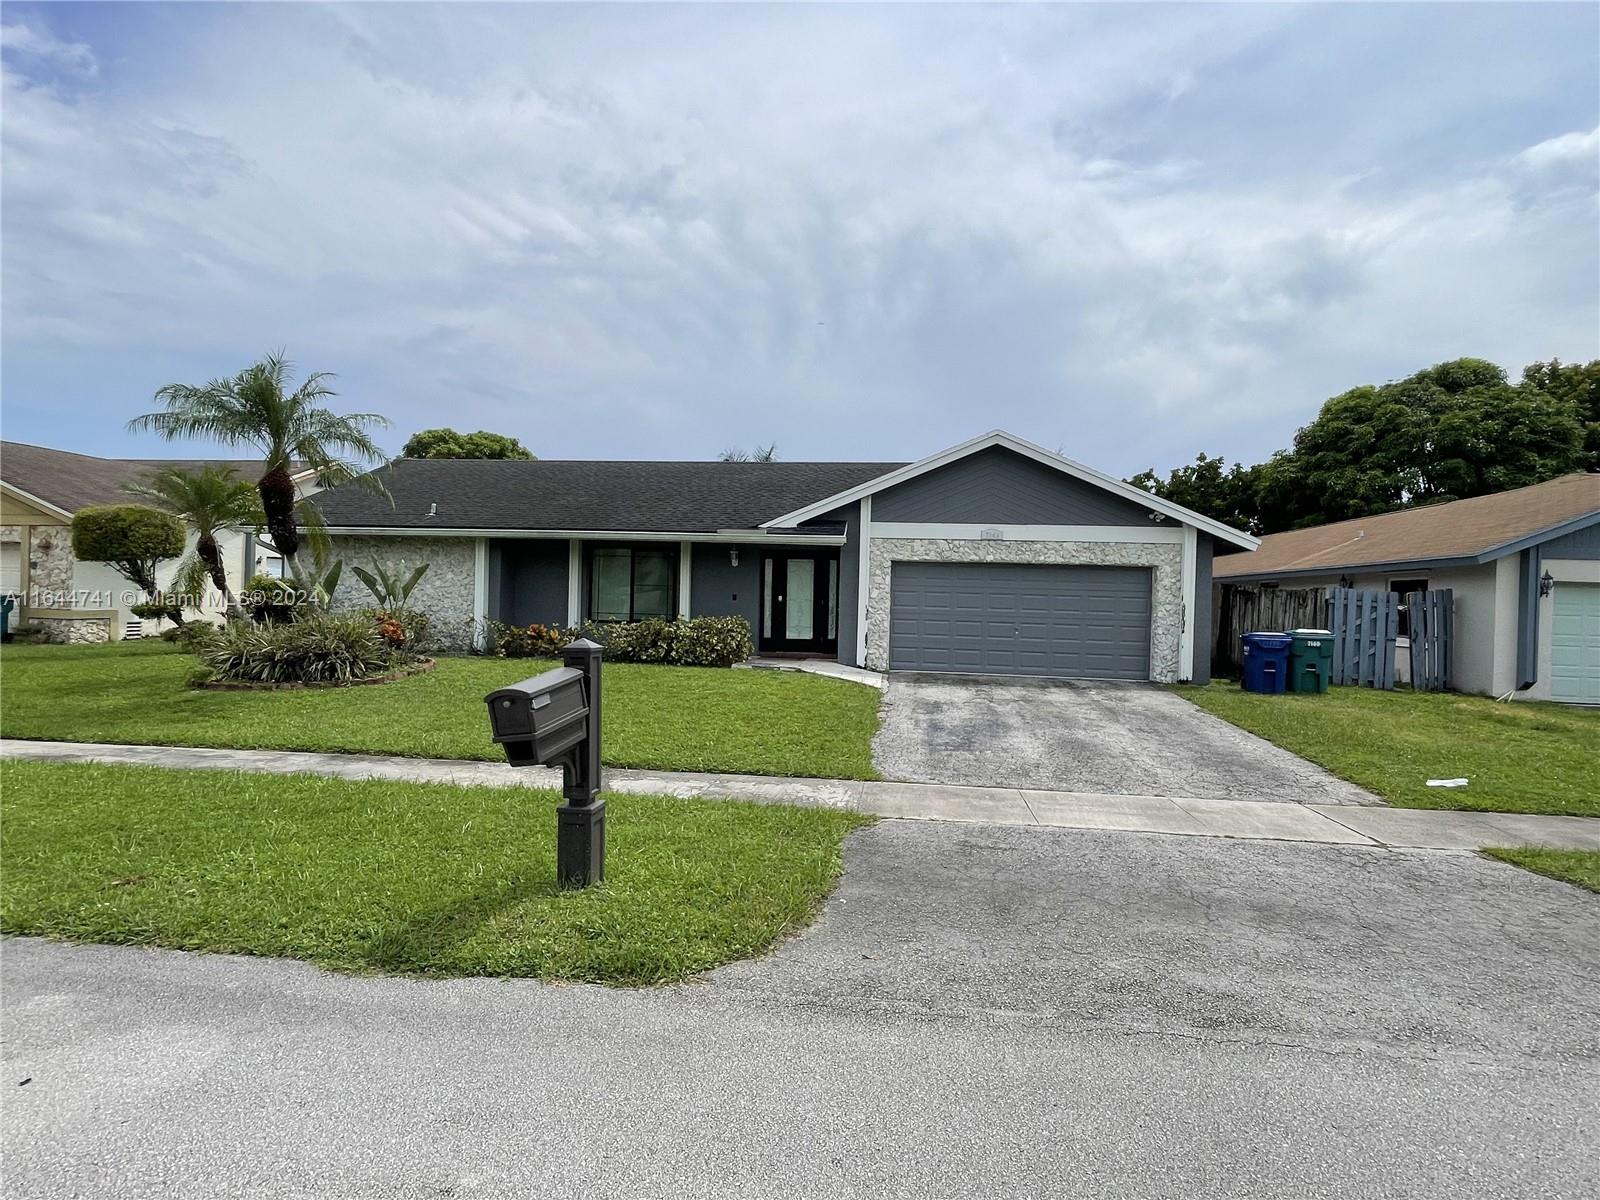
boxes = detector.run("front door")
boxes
[761,551,839,654]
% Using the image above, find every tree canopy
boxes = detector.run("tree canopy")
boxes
[1131,356,1592,534]
[71,505,186,599]
[400,428,535,460]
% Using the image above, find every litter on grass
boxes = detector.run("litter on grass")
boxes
[1425,778,1470,788]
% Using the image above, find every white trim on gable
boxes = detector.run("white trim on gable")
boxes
[759,430,1260,551]
[0,482,75,522]
[868,522,1186,544]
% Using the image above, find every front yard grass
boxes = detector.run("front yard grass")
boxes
[0,640,881,780]
[1174,682,1599,817]
[0,759,871,984]
[1482,849,1600,894]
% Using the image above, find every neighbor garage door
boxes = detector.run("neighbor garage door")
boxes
[1550,583,1600,704]
[888,561,1152,679]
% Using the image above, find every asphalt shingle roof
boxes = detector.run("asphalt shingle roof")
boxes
[1214,473,1600,578]
[311,459,908,533]
[0,441,292,515]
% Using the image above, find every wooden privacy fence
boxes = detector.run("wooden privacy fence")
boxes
[1327,587,1398,688]
[1213,585,1328,673]
[1405,588,1453,691]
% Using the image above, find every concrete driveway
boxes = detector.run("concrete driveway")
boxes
[5,822,1597,1198]
[872,674,1376,804]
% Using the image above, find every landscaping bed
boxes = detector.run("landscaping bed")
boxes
[0,759,871,985]
[1175,682,1599,817]
[0,641,882,779]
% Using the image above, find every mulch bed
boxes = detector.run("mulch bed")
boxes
[199,658,437,691]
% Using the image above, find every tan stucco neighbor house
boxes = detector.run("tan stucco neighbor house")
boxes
[312,430,1260,682]
[1213,473,1600,703]
[0,441,314,642]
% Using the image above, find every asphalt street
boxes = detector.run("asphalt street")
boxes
[4,821,1597,1199]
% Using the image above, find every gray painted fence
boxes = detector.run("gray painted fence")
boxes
[1328,587,1399,689]
[1406,588,1454,691]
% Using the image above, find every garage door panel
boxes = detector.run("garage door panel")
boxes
[889,562,1153,679]
[1550,584,1599,704]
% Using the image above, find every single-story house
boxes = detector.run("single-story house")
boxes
[314,430,1259,682]
[0,441,315,642]
[1213,473,1600,703]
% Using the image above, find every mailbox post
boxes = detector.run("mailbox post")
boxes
[483,637,606,888]
[556,638,604,887]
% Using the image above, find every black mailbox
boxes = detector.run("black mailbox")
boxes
[485,667,588,766]
[484,638,606,888]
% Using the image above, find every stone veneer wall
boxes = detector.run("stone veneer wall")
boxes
[864,537,1185,681]
[1,523,75,604]
[328,535,478,649]
[34,616,112,645]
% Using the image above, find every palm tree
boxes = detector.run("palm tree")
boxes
[129,353,389,589]
[126,465,264,619]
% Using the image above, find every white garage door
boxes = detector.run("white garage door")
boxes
[0,542,21,595]
[1550,583,1600,704]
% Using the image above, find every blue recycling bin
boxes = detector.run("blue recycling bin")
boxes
[1241,632,1293,694]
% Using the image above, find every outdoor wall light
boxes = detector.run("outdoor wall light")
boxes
[729,548,740,567]
[1539,569,1555,597]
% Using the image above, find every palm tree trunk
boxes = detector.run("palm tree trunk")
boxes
[196,534,242,619]
[257,466,311,591]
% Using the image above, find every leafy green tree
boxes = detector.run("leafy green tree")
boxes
[130,353,389,591]
[1522,358,1600,470]
[71,505,186,608]
[126,465,264,618]
[1128,454,1265,534]
[401,428,535,460]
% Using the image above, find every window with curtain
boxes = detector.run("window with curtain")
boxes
[589,545,676,622]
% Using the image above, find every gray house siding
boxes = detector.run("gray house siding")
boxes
[690,543,761,630]
[811,503,861,665]
[873,446,1151,526]
[1539,520,1600,560]
[491,538,568,627]
[1191,533,1213,685]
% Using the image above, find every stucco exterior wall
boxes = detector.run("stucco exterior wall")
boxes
[329,535,478,648]
[864,537,1184,680]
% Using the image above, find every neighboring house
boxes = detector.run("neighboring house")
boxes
[1214,473,1600,703]
[314,430,1259,682]
[0,441,314,642]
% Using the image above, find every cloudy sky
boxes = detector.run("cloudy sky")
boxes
[2,3,1596,474]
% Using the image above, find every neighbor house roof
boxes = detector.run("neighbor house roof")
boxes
[1215,473,1600,580]
[0,441,301,517]
[312,459,907,534]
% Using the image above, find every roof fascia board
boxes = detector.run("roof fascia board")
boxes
[322,526,848,546]
[1217,554,1481,583]
[758,429,1260,550]
[0,481,75,521]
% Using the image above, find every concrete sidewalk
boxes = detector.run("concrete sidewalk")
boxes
[4,738,1597,852]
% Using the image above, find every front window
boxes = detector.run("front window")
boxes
[589,545,676,622]
[1390,577,1428,638]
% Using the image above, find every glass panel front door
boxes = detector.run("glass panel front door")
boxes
[760,551,838,653]
[785,559,815,640]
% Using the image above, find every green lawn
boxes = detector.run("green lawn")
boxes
[1482,849,1600,894]
[0,641,881,780]
[1175,682,1600,817]
[0,759,871,984]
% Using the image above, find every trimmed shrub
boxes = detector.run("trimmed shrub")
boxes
[197,612,399,685]
[241,574,307,624]
[366,607,434,653]
[159,620,220,648]
[71,505,185,599]
[483,615,752,666]
[487,620,573,658]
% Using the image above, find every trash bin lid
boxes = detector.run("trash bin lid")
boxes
[1289,628,1332,636]
[1242,631,1293,649]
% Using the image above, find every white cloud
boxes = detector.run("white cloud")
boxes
[0,21,97,76]
[0,3,1596,471]
[1514,126,1600,170]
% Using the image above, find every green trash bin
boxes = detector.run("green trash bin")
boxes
[1287,628,1334,693]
